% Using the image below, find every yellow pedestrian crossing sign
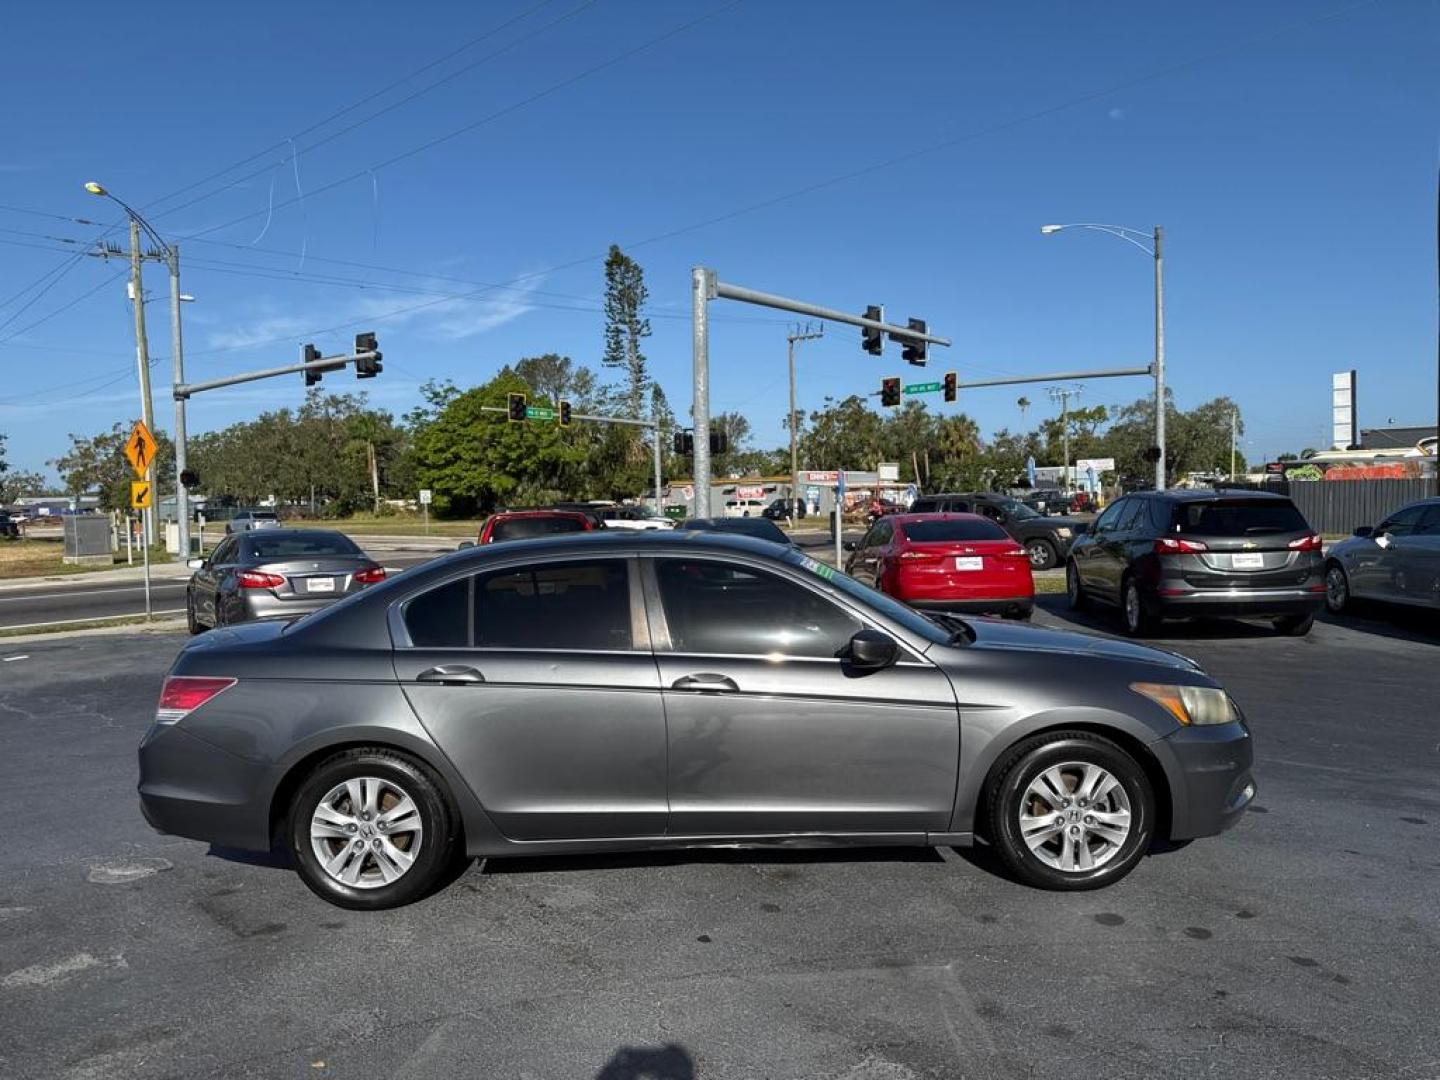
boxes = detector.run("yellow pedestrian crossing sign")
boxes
[124,420,157,479]
[130,480,153,510]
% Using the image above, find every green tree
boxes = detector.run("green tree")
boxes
[799,395,886,472]
[0,469,49,503]
[602,245,652,419]
[50,422,175,512]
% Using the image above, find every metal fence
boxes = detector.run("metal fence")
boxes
[1229,479,1435,535]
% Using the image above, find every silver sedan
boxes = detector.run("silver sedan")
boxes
[1324,497,1440,614]
[185,528,386,631]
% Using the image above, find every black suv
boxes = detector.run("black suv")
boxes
[909,492,1084,570]
[761,497,806,520]
[1065,490,1325,636]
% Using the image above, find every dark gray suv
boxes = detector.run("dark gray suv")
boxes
[1065,490,1325,636]
[141,532,1255,909]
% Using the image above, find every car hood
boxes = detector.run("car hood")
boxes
[960,616,1202,672]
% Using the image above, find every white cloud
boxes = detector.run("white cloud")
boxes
[1107,107,1126,121]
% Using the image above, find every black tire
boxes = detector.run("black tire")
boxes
[185,591,204,635]
[1120,576,1156,637]
[1025,538,1058,571]
[1274,612,1315,636]
[1065,561,1088,611]
[1324,561,1351,615]
[287,748,462,910]
[987,730,1156,891]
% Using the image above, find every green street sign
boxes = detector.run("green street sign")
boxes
[904,381,942,395]
[525,406,556,421]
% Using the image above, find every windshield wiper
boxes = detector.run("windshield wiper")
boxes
[927,611,975,645]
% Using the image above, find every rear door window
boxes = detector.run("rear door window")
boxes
[1171,500,1309,537]
[900,519,1009,542]
[404,577,470,647]
[475,560,632,650]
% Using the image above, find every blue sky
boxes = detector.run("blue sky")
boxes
[1,0,1435,476]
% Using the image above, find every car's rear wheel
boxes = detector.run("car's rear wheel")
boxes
[1065,561,1088,611]
[988,731,1155,890]
[1324,562,1351,614]
[288,749,462,910]
[1026,538,1057,571]
[1274,612,1315,636]
[1120,577,1155,637]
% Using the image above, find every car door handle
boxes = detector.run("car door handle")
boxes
[671,673,739,693]
[415,665,485,685]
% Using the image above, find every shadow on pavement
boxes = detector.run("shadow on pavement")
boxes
[596,1044,694,1080]
[206,842,292,870]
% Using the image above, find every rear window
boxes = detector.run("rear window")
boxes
[1170,499,1309,537]
[680,518,788,544]
[245,533,360,559]
[901,519,1009,542]
[489,516,587,542]
[910,498,941,513]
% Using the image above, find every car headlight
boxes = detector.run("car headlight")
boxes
[1055,527,1072,538]
[1130,682,1239,726]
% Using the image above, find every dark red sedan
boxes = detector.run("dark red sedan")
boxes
[844,512,1035,619]
[465,510,596,548]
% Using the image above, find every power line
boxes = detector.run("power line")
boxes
[0,270,126,346]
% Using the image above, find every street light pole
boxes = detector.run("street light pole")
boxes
[168,245,190,559]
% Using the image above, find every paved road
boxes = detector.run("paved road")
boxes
[0,546,442,632]
[0,600,1436,1078]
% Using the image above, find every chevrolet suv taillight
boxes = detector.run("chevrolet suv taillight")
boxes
[353,565,386,585]
[1287,534,1323,552]
[156,676,236,725]
[236,570,286,589]
[1155,536,1208,554]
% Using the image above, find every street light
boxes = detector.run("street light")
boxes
[1042,222,1166,491]
[85,181,192,558]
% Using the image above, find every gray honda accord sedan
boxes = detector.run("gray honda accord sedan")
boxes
[139,531,1255,909]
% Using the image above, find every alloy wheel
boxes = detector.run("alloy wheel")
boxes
[1325,565,1349,613]
[1018,762,1132,872]
[309,777,424,889]
[1124,583,1143,632]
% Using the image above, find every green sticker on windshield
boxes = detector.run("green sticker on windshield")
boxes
[802,557,835,580]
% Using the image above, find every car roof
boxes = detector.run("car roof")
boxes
[888,512,991,525]
[1147,489,1294,504]
[239,527,354,542]
[489,509,592,521]
[451,529,791,562]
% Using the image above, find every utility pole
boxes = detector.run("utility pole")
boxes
[1048,385,1081,493]
[168,244,190,559]
[1153,225,1166,491]
[127,217,157,544]
[787,322,824,522]
[1231,407,1238,482]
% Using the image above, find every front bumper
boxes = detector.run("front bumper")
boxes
[1158,721,1256,840]
[1151,585,1325,619]
[137,723,274,852]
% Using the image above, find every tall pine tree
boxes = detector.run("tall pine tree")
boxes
[601,244,652,419]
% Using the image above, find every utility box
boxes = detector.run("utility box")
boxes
[63,514,113,567]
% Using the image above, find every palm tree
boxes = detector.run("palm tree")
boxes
[1017,396,1031,421]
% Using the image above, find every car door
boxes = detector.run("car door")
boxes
[1077,499,1129,600]
[391,556,669,840]
[646,555,960,836]
[1383,504,1440,606]
[1409,506,1440,608]
[852,520,892,585]
[1360,505,1426,601]
[193,536,238,624]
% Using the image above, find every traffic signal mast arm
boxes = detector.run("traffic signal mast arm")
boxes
[707,278,952,349]
[174,339,382,399]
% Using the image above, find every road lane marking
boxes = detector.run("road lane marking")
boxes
[0,584,189,604]
[3,655,28,662]
[0,610,186,632]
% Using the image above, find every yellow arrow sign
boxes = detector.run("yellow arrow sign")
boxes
[124,420,157,479]
[130,480,153,510]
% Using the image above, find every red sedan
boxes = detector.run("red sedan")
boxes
[844,512,1035,619]
[468,510,595,547]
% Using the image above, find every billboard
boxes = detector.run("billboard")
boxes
[1331,370,1357,450]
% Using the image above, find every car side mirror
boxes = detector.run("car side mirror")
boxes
[457,540,476,550]
[186,558,205,570]
[842,540,857,551]
[847,628,899,670]
[1353,525,1373,538]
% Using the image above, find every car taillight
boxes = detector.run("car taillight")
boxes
[997,547,1030,560]
[156,676,236,725]
[1288,534,1323,552]
[1155,537,1208,554]
[236,570,286,589]
[354,565,386,584]
[898,550,938,560]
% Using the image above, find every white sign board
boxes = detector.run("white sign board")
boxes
[1331,370,1357,450]
[1075,458,1115,472]
[878,462,900,482]
[418,489,433,505]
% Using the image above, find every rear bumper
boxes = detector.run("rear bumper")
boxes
[1151,586,1325,618]
[137,723,274,852]
[1157,721,1256,840]
[908,596,1033,616]
[243,593,350,620]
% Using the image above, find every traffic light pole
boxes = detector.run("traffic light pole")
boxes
[168,245,190,560]
[692,267,951,517]
[173,349,379,399]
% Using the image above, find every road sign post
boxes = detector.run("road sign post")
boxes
[124,420,157,619]
[419,489,432,534]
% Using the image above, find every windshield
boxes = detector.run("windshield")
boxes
[784,549,948,645]
[490,516,588,541]
[995,499,1039,520]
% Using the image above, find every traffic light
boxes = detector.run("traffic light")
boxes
[901,318,928,365]
[861,304,884,355]
[673,430,695,455]
[709,431,729,455]
[302,343,322,387]
[881,376,901,407]
[943,370,957,403]
[507,392,527,422]
[1144,445,1162,463]
[179,468,200,488]
[558,400,572,426]
[354,331,381,378]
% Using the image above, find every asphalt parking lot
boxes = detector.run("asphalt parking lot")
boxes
[1,603,1437,1079]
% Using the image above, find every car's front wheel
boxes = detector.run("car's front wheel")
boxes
[185,591,204,635]
[288,749,462,910]
[1025,538,1058,571]
[1065,561,1088,611]
[988,731,1155,890]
